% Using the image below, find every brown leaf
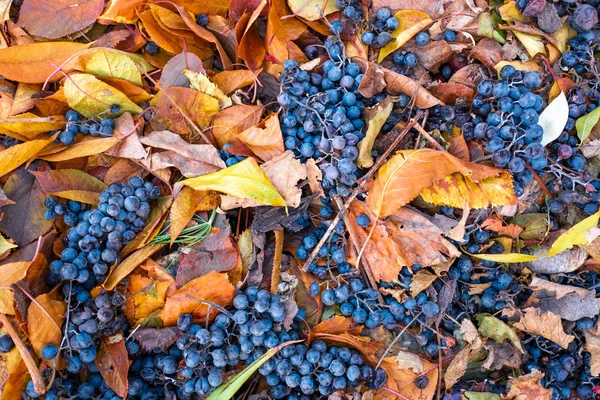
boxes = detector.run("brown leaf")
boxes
[357,61,387,98]
[347,201,460,282]
[237,10,267,72]
[429,82,476,105]
[503,370,553,400]
[159,51,205,89]
[584,323,600,376]
[106,113,147,160]
[447,134,470,161]
[211,105,263,147]
[512,308,574,349]
[368,149,505,217]
[529,247,586,274]
[354,58,441,108]
[157,271,236,326]
[18,0,104,39]
[140,130,225,177]
[481,215,523,238]
[0,167,53,246]
[175,223,241,287]
[445,319,483,389]
[482,342,523,370]
[132,327,179,352]
[221,150,307,209]
[410,40,453,71]
[235,114,284,162]
[27,292,64,359]
[95,332,129,398]
[472,38,504,68]
[32,169,107,205]
[528,277,600,321]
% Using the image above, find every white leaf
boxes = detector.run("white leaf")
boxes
[540,91,569,147]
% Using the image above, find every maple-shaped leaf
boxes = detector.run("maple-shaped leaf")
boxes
[504,370,553,400]
[266,0,307,62]
[368,149,509,217]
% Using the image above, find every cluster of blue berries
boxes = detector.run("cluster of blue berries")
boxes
[56,108,118,146]
[46,176,160,286]
[278,39,366,197]
[358,7,398,48]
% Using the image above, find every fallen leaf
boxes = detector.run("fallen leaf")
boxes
[169,187,219,244]
[132,327,178,352]
[237,114,285,162]
[0,138,51,177]
[0,41,89,83]
[266,0,307,63]
[512,308,574,349]
[0,113,65,141]
[0,167,54,246]
[528,277,600,321]
[476,313,523,352]
[211,105,263,147]
[378,10,434,62]
[286,0,339,21]
[183,157,286,208]
[39,136,120,162]
[482,342,523,371]
[576,104,600,142]
[31,169,107,205]
[0,261,29,314]
[313,316,356,335]
[184,69,231,109]
[18,0,104,39]
[27,292,64,359]
[368,149,506,217]
[127,273,173,324]
[445,319,482,390]
[547,210,600,257]
[357,98,394,168]
[95,332,129,398]
[159,51,205,89]
[98,0,145,24]
[211,70,256,95]
[64,73,142,118]
[378,355,438,400]
[83,48,144,86]
[394,351,424,374]
[357,61,387,98]
[528,247,586,274]
[584,323,600,376]
[470,252,538,263]
[504,369,552,400]
[157,271,236,325]
[481,215,523,238]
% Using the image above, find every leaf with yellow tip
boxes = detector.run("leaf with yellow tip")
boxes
[552,21,577,53]
[183,69,231,109]
[181,158,286,207]
[547,211,600,257]
[378,10,434,63]
[357,98,394,168]
[470,253,538,263]
[513,31,546,57]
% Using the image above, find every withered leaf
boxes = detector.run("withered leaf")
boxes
[512,308,574,349]
[95,332,129,398]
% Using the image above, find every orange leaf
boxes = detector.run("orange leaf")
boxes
[265,0,307,63]
[99,77,152,103]
[313,333,383,362]
[95,332,129,398]
[0,261,29,314]
[212,70,256,96]
[0,137,52,177]
[157,271,236,326]
[27,292,65,359]
[169,187,219,244]
[378,355,438,400]
[367,149,505,217]
[313,316,355,335]
[99,0,146,24]
[19,0,104,39]
[211,105,263,147]
[237,114,285,161]
[0,42,89,83]
[127,274,173,323]
[38,136,120,162]
[1,358,27,398]
[103,244,164,290]
[32,169,107,205]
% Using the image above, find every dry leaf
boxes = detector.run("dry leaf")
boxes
[584,323,600,376]
[27,292,64,359]
[357,98,394,168]
[95,333,129,398]
[512,308,574,349]
[503,370,552,400]
[211,105,263,147]
[237,114,285,162]
[32,169,107,205]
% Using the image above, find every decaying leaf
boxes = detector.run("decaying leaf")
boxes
[584,323,600,376]
[445,319,483,390]
[96,333,129,398]
[357,98,394,168]
[512,308,574,349]
[504,370,553,400]
[476,314,523,352]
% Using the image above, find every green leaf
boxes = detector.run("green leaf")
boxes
[180,158,286,207]
[511,213,548,240]
[469,253,538,263]
[462,392,502,400]
[576,105,600,142]
[476,313,523,352]
[547,210,600,257]
[64,73,142,118]
[207,340,300,400]
[540,91,569,146]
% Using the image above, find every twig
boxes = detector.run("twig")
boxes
[0,313,46,394]
[301,111,424,271]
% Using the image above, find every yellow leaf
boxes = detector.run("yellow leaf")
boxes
[420,171,517,209]
[63,73,142,118]
[0,261,29,314]
[494,60,541,75]
[513,31,546,58]
[66,47,152,77]
[84,49,143,87]
[0,235,17,255]
[498,2,527,23]
[103,244,164,290]
[378,10,434,63]
[286,0,339,21]
[128,274,173,323]
[547,211,600,257]
[0,113,65,141]
[181,157,286,207]
[552,21,576,53]
[237,114,285,162]
[183,69,231,109]
[0,138,51,177]
[39,136,120,162]
[357,98,394,168]
[169,187,219,245]
[470,253,539,263]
